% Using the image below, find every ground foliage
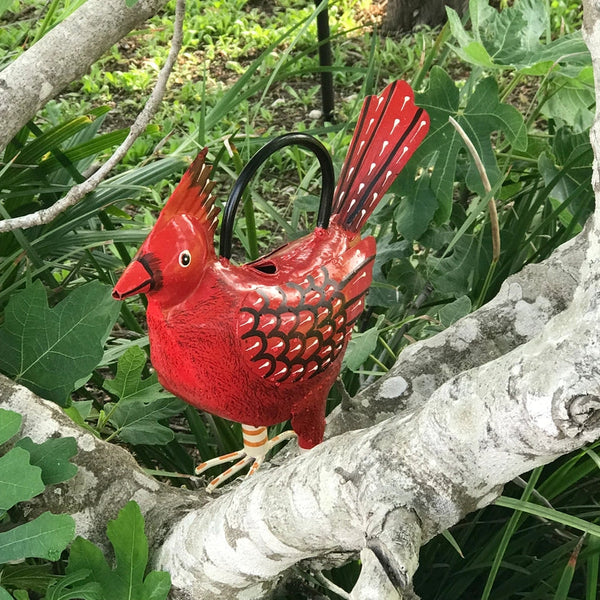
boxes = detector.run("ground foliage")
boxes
[0,0,597,598]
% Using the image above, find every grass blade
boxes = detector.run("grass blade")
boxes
[495,496,600,537]
[554,536,584,600]
[482,467,543,600]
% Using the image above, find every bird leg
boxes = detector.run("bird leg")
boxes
[195,425,297,493]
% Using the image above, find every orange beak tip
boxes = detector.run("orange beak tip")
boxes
[112,260,154,300]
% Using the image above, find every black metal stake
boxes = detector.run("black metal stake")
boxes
[315,0,335,122]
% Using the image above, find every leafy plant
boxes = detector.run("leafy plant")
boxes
[65,501,170,600]
[447,0,587,72]
[44,570,102,600]
[0,0,596,598]
[358,0,593,382]
[99,346,185,444]
[0,408,77,599]
[0,280,119,405]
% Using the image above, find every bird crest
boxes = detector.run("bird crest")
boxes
[157,148,219,235]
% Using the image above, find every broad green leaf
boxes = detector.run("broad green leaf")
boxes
[533,33,590,74]
[99,337,149,367]
[461,76,527,160]
[553,126,593,171]
[0,280,120,406]
[65,538,110,588]
[446,0,589,73]
[102,347,184,445]
[0,563,55,594]
[45,570,102,600]
[483,0,544,66]
[396,67,459,218]
[142,571,172,600]
[541,76,595,133]
[367,237,411,308]
[108,397,185,445]
[68,401,95,421]
[104,346,171,403]
[438,296,473,327]
[366,281,403,310]
[0,447,44,511]
[445,6,471,47]
[0,512,75,563]
[106,502,169,599]
[394,172,439,241]
[15,437,77,485]
[0,408,22,445]
[469,0,497,39]
[406,69,526,213]
[0,586,13,600]
[429,235,477,297]
[343,318,384,372]
[453,41,495,69]
[66,501,171,600]
[386,258,427,302]
[371,237,411,282]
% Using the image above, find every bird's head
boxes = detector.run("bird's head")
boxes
[112,149,218,308]
[112,214,214,306]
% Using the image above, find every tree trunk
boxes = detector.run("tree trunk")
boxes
[383,0,468,33]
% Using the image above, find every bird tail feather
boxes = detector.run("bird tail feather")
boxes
[331,81,429,234]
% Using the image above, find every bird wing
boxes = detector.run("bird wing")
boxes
[236,238,375,384]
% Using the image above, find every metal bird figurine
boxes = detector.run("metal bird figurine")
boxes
[112,81,429,491]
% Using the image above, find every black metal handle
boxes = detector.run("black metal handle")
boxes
[219,132,334,260]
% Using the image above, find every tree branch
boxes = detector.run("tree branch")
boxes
[0,0,169,153]
[151,261,600,595]
[327,223,587,438]
[0,0,185,234]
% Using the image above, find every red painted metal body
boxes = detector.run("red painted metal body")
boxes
[113,81,429,449]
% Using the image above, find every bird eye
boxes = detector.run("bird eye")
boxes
[178,250,191,267]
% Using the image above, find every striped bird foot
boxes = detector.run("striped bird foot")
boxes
[195,425,297,493]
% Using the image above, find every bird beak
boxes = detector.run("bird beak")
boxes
[112,257,156,300]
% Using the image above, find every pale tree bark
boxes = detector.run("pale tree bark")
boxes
[0,0,169,152]
[0,0,183,234]
[1,3,600,600]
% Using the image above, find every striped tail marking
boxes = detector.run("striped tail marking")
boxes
[332,81,429,233]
